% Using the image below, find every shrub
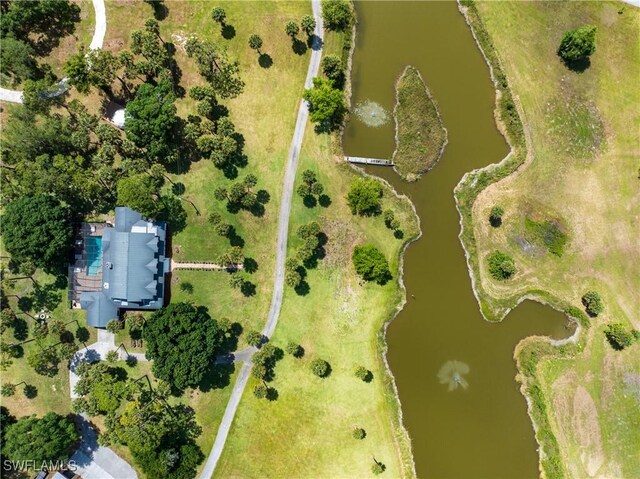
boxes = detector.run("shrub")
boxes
[246,330,262,347]
[604,323,635,351]
[352,427,366,440]
[372,461,386,475]
[211,7,226,24]
[487,251,516,281]
[581,291,603,317]
[355,366,373,382]
[285,342,304,358]
[105,350,119,363]
[489,205,504,227]
[1,383,16,397]
[310,358,330,378]
[254,383,267,399]
[558,25,597,64]
[106,319,122,334]
[352,245,391,284]
[322,0,352,31]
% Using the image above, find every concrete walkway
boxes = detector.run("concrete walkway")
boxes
[198,1,324,478]
[0,0,106,104]
[170,259,243,271]
[70,414,138,479]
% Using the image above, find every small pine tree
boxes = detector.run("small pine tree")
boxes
[372,461,386,475]
[106,319,122,334]
[211,7,226,25]
[355,366,372,382]
[285,21,300,38]
[352,427,366,440]
[246,330,262,347]
[286,342,303,358]
[310,358,330,378]
[1,383,16,397]
[105,350,119,363]
[248,34,263,52]
[301,15,316,36]
[254,383,267,399]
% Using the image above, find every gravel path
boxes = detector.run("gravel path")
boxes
[198,2,324,477]
[0,0,106,103]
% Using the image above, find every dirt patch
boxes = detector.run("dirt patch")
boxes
[551,372,606,477]
[321,217,363,268]
[572,386,604,477]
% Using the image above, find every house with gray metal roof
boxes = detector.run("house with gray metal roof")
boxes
[69,207,170,328]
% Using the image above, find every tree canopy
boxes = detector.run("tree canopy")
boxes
[185,37,245,99]
[558,25,597,64]
[3,413,79,463]
[303,77,345,132]
[143,303,224,389]
[117,173,161,218]
[125,80,179,162]
[352,245,391,284]
[321,0,353,31]
[1,195,73,272]
[487,250,516,281]
[346,178,383,216]
[581,290,604,317]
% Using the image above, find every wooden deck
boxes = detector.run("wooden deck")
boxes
[345,156,394,166]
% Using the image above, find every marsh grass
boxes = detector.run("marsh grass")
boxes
[392,65,446,181]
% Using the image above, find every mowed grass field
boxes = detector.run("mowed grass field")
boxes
[214,26,419,476]
[103,0,311,339]
[470,2,639,477]
[0,265,97,417]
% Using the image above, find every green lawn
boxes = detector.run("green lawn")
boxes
[0,267,96,417]
[459,1,639,477]
[214,24,418,477]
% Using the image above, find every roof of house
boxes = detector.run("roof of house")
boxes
[81,207,169,328]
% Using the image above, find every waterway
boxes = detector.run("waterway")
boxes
[343,2,572,478]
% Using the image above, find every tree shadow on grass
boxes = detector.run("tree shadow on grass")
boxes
[294,280,310,296]
[221,24,236,40]
[227,226,245,248]
[243,257,258,274]
[240,281,256,297]
[318,194,332,208]
[13,317,29,341]
[292,39,307,55]
[198,363,235,392]
[144,0,169,20]
[560,56,591,73]
[302,195,317,208]
[258,53,273,69]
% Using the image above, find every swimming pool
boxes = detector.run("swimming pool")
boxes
[86,236,103,276]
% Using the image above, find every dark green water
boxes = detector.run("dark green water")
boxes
[343,2,572,478]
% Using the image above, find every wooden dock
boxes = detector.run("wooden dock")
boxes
[345,156,394,166]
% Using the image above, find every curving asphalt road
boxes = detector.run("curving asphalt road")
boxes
[198,2,324,478]
[0,0,106,103]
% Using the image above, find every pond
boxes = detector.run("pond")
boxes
[343,2,572,477]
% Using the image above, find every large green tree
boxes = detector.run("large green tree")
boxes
[143,303,224,389]
[558,25,597,64]
[352,244,391,284]
[346,178,383,216]
[321,0,353,31]
[185,37,245,99]
[3,413,78,463]
[303,77,345,132]
[124,80,179,162]
[1,195,72,272]
[117,173,161,218]
[0,37,38,85]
